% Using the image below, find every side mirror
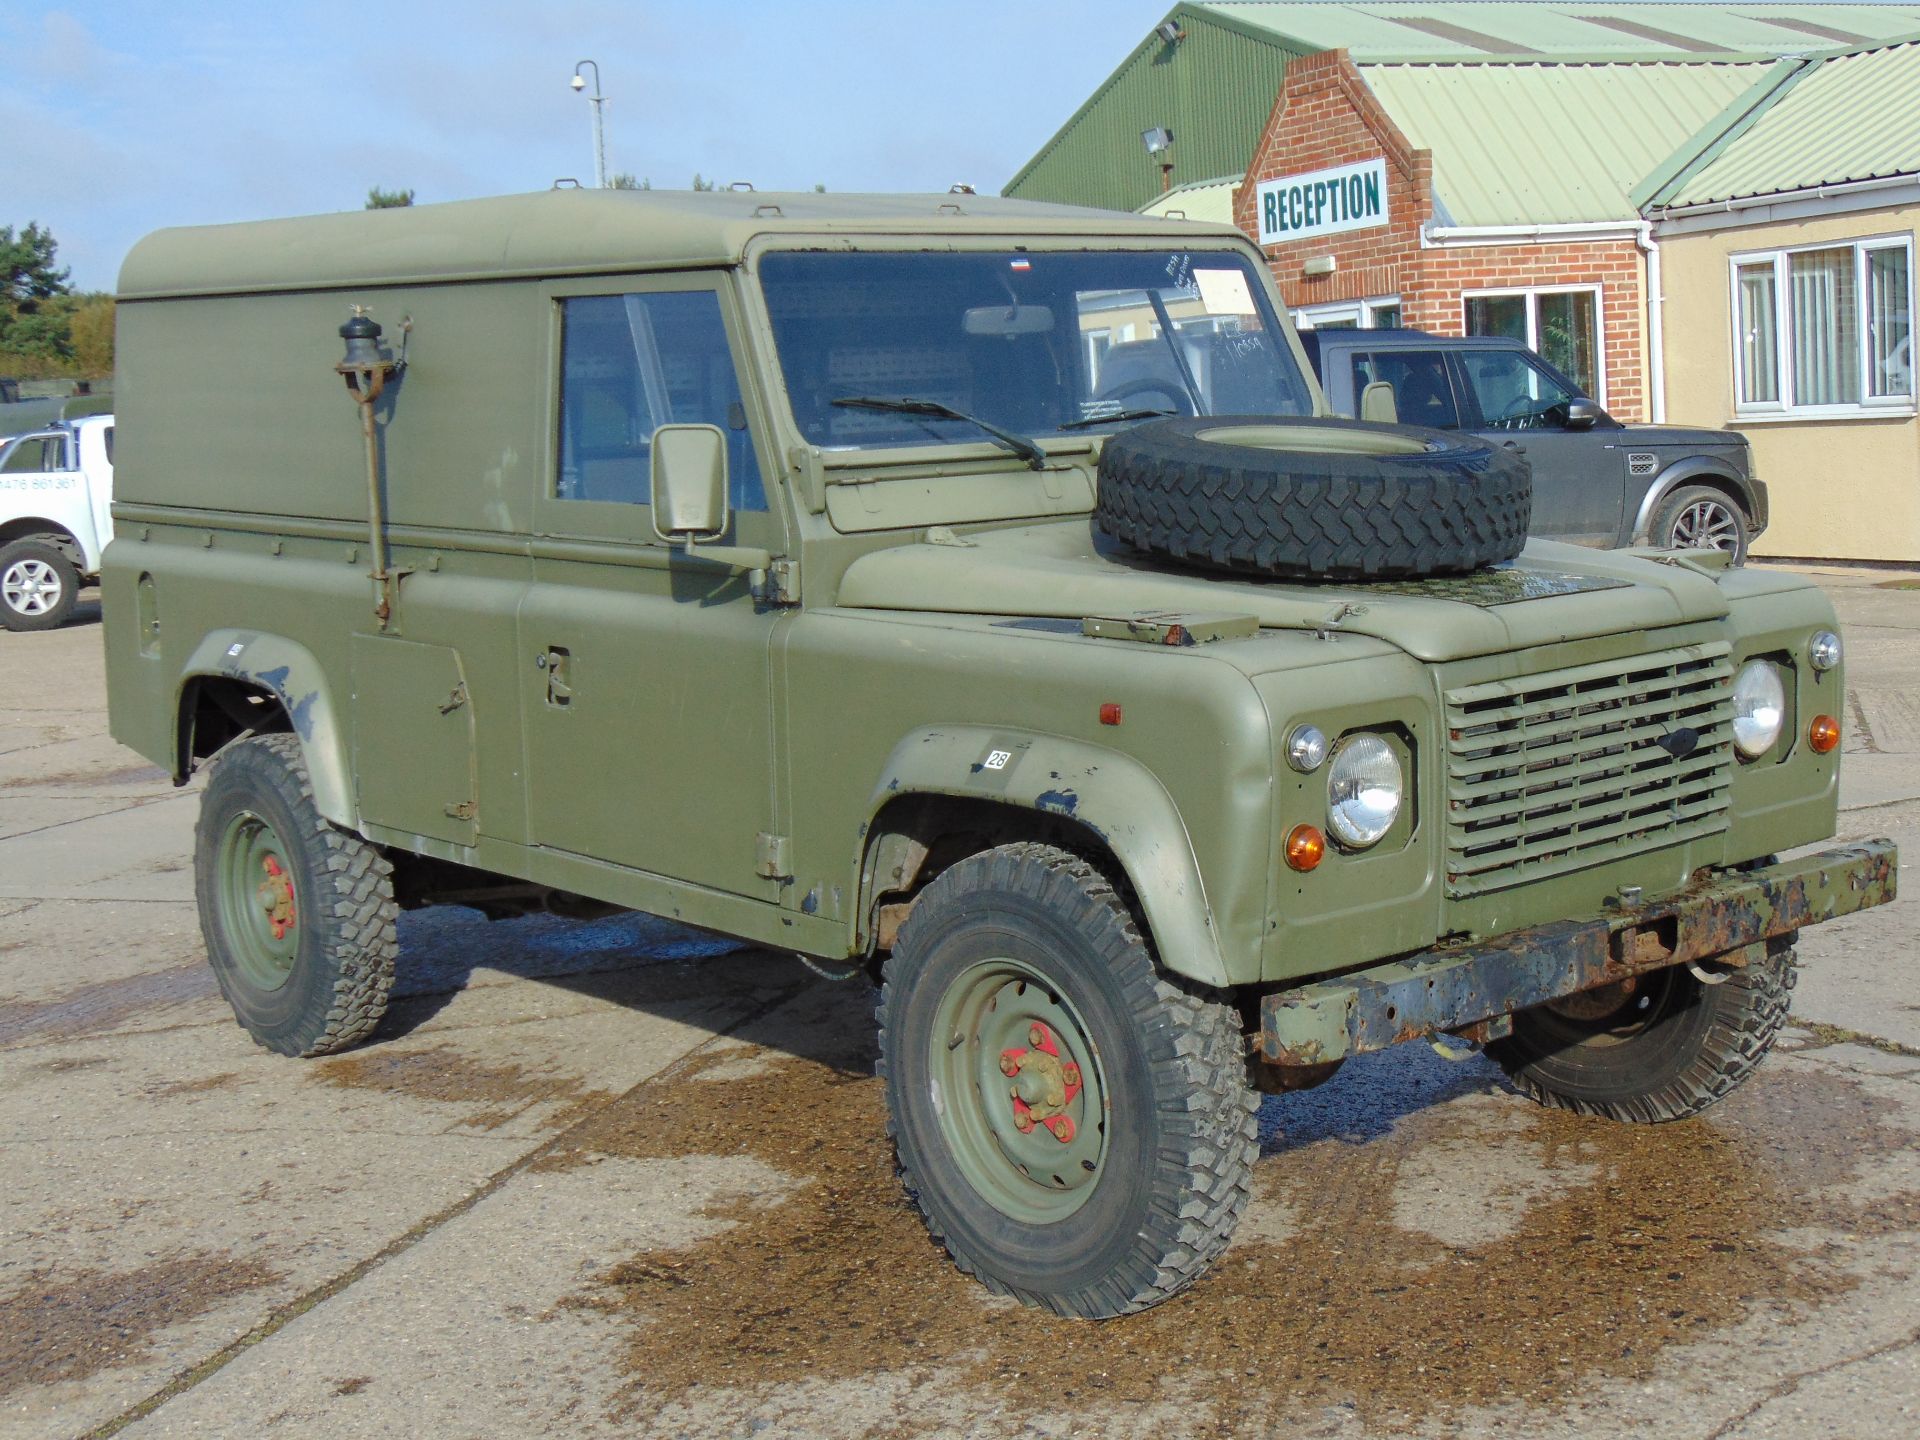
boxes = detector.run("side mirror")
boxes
[1359,380,1400,425]
[650,423,730,544]
[1564,397,1607,431]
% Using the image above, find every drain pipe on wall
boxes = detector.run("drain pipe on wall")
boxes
[1636,220,1667,424]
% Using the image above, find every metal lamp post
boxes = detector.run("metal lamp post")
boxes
[570,60,607,188]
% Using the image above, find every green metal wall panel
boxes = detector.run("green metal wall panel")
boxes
[1003,9,1302,213]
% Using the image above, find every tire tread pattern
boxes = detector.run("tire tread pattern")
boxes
[205,734,398,1057]
[1491,948,1796,1123]
[877,842,1258,1318]
[1095,415,1531,580]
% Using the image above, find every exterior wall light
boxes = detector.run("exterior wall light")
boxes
[1303,255,1338,277]
[1155,21,1187,44]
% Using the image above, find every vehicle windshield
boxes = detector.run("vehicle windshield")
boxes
[757,250,1314,453]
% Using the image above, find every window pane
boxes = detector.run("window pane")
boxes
[1457,349,1574,430]
[1368,301,1402,329]
[556,291,766,511]
[1536,291,1598,396]
[1868,246,1913,399]
[1788,248,1860,406]
[1464,294,1527,342]
[1736,262,1780,405]
[1364,350,1460,428]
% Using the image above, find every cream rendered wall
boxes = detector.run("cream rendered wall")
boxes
[1659,206,1920,562]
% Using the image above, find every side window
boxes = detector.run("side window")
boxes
[1457,350,1577,430]
[556,290,767,513]
[1358,351,1460,429]
[0,432,67,474]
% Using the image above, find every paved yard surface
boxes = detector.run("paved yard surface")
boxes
[3,571,1918,1440]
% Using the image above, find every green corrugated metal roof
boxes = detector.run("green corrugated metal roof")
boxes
[1198,3,1920,60]
[1650,36,1920,206]
[1362,60,1765,223]
[1007,3,1920,215]
[1136,174,1245,224]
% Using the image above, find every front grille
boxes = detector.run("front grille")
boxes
[1442,643,1734,897]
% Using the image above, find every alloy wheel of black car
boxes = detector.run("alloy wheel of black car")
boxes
[1094,415,1531,580]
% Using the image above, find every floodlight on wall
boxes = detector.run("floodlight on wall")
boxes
[1155,21,1187,44]
[1141,127,1175,155]
[1303,255,1338,277]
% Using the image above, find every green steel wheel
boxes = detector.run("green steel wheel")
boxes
[878,842,1258,1318]
[927,957,1110,1224]
[194,734,398,1057]
[213,809,302,992]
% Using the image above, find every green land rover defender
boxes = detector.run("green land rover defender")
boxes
[104,191,1894,1318]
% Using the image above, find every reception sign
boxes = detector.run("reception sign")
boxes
[1255,157,1389,245]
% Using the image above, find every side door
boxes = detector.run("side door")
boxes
[1451,349,1620,544]
[517,274,790,899]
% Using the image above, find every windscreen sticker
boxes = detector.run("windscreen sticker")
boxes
[1194,269,1258,316]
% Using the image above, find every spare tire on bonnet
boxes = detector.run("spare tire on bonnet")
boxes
[1095,416,1531,581]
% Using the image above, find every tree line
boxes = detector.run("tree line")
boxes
[0,223,112,382]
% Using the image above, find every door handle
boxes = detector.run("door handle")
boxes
[541,647,572,706]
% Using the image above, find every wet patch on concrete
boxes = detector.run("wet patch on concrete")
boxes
[0,1251,282,1399]
[549,1001,1919,1435]
[314,1043,613,1131]
[0,961,218,1046]
[29,1054,112,1074]
[0,762,171,791]
[148,1070,243,1098]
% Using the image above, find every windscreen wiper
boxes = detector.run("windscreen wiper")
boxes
[831,395,1047,470]
[1057,407,1175,430]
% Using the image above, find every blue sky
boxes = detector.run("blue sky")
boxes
[1,2,1176,291]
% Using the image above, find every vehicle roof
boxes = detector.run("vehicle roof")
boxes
[118,189,1249,300]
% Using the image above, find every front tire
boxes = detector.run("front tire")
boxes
[878,842,1257,1318]
[194,734,398,1057]
[1488,941,1795,1122]
[0,537,79,631]
[1655,484,1750,563]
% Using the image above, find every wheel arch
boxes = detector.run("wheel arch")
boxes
[0,518,83,561]
[176,630,355,827]
[1631,461,1756,545]
[855,726,1233,989]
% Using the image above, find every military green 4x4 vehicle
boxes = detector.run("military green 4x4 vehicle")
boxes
[106,191,1893,1319]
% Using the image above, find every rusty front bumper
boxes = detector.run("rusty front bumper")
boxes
[1258,840,1898,1068]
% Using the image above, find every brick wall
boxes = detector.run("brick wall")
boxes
[1409,242,1648,420]
[1231,49,1651,421]
[1231,50,1432,310]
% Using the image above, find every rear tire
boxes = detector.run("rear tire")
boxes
[1488,941,1795,1122]
[194,734,398,1057]
[878,843,1257,1317]
[0,537,80,631]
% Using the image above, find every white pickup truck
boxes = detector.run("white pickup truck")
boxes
[0,411,115,631]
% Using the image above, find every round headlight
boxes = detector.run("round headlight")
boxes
[1809,631,1841,672]
[1326,734,1403,849]
[1732,661,1786,758]
[1286,724,1329,773]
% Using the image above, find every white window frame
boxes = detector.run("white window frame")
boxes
[1294,295,1403,331]
[1728,233,1917,421]
[1459,284,1606,405]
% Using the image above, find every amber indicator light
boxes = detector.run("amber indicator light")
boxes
[1099,702,1123,726]
[1808,715,1841,753]
[1284,824,1325,872]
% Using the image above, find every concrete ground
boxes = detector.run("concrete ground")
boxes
[3,574,1917,1440]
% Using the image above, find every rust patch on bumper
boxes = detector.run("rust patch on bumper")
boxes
[1261,840,1898,1067]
